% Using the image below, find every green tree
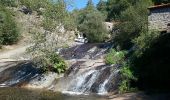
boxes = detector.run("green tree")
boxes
[97,0,107,19]
[75,1,108,42]
[106,0,132,21]
[113,0,152,49]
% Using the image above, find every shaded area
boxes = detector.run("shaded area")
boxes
[132,33,170,92]
[1,87,170,100]
[0,87,107,100]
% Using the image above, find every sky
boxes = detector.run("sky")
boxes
[68,0,100,11]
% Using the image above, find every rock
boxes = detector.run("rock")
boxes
[18,6,32,14]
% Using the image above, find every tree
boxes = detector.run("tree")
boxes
[79,11,108,42]
[106,0,131,21]
[97,0,107,18]
[75,1,108,43]
[113,0,152,49]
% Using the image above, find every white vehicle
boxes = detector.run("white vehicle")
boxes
[75,33,88,43]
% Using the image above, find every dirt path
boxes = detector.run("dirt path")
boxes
[0,45,30,61]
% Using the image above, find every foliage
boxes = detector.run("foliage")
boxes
[131,33,170,92]
[105,48,136,93]
[75,2,108,43]
[27,0,71,73]
[19,0,49,11]
[42,0,67,31]
[0,0,17,7]
[105,49,126,65]
[106,0,132,21]
[119,62,136,93]
[32,51,67,73]
[0,5,20,45]
[27,31,67,73]
[132,30,160,57]
[96,0,108,20]
[113,0,152,49]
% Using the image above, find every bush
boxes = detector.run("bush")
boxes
[0,0,17,7]
[19,0,49,11]
[27,31,67,73]
[119,62,136,93]
[105,48,136,93]
[0,5,20,45]
[132,31,160,57]
[105,49,126,65]
[32,52,67,73]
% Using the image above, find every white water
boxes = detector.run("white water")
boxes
[98,68,119,95]
[57,66,119,95]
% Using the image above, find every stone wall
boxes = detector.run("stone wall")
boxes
[148,7,170,32]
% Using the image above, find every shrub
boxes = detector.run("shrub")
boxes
[132,30,160,57]
[32,51,67,73]
[0,0,17,7]
[119,63,136,93]
[105,49,126,65]
[0,5,20,45]
[105,48,136,93]
[27,31,67,73]
[19,0,49,11]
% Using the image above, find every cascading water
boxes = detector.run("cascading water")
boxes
[54,65,120,95]
[98,68,120,95]
[53,43,120,95]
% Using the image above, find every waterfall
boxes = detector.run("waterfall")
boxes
[54,43,119,95]
[55,65,120,95]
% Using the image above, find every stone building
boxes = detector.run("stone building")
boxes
[148,3,170,33]
[104,22,113,32]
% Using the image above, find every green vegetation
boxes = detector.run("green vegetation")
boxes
[73,0,108,42]
[0,0,17,7]
[105,49,126,65]
[105,49,136,93]
[119,62,136,93]
[0,5,20,46]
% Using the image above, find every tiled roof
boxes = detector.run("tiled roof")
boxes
[148,3,170,9]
